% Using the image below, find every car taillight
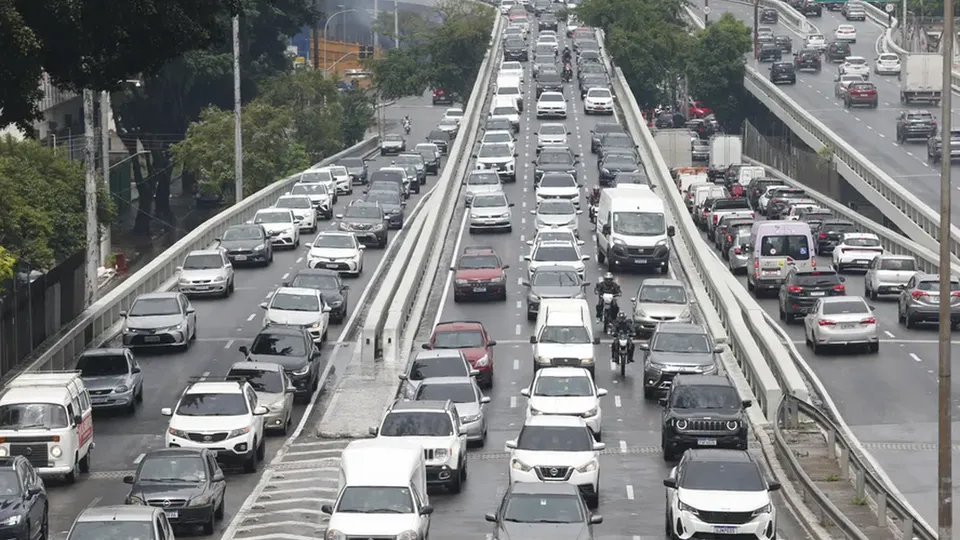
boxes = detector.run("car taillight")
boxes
[787,285,803,293]
[832,284,845,292]
[952,291,960,297]
[818,319,836,326]
[713,215,720,223]
[819,232,827,239]
[912,290,929,299]
[860,317,876,324]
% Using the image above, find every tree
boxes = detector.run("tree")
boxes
[259,71,345,161]
[0,247,14,285]
[686,13,752,131]
[0,136,113,269]
[1,0,242,132]
[368,0,495,104]
[170,102,310,200]
[339,89,376,147]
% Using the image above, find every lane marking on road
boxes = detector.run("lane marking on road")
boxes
[619,440,628,453]
[883,331,894,338]
[247,313,256,322]
[513,359,520,370]
[910,353,922,362]
[225,339,234,349]
[626,484,635,500]
[295,257,303,264]
[515,324,522,335]
[133,453,145,465]
[614,395,622,408]
[510,396,517,408]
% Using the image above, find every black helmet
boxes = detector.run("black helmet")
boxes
[616,311,627,321]
[603,272,614,282]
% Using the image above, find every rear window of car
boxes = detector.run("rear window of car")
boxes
[850,83,875,91]
[795,271,841,286]
[917,280,960,291]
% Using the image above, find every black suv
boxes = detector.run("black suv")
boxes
[758,43,782,62]
[746,177,784,209]
[760,7,778,23]
[239,324,321,401]
[825,41,851,63]
[801,0,822,16]
[794,48,822,72]
[769,62,797,84]
[535,72,563,98]
[539,13,558,31]
[816,219,857,254]
[896,110,938,143]
[641,323,721,399]
[0,457,47,539]
[778,268,846,322]
[286,268,350,323]
[503,39,528,61]
[426,129,451,155]
[660,375,750,461]
[775,35,793,53]
[590,123,625,153]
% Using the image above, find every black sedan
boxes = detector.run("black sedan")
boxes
[598,152,640,186]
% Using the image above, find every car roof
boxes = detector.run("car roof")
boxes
[274,286,318,297]
[462,246,498,256]
[292,268,339,277]
[876,254,915,260]
[654,322,708,334]
[418,376,476,387]
[186,248,223,257]
[640,278,684,288]
[229,361,284,374]
[258,324,308,336]
[142,447,207,460]
[414,350,467,361]
[185,381,245,395]
[684,448,755,463]
[77,505,160,522]
[674,374,734,388]
[79,347,129,357]
[509,481,580,495]
[389,400,451,412]
[135,291,180,300]
[536,366,593,378]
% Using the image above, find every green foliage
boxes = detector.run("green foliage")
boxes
[339,89,376,147]
[1,0,244,132]
[685,13,753,131]
[170,102,311,199]
[577,0,693,108]
[369,0,496,104]
[0,136,114,269]
[259,71,346,161]
[0,246,14,284]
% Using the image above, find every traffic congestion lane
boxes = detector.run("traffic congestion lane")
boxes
[421,30,807,539]
[712,0,960,226]
[46,94,449,539]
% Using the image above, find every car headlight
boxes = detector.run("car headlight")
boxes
[675,419,688,430]
[648,362,664,373]
[391,208,402,215]
[330,300,343,307]
[490,276,504,284]
[498,213,511,218]
[227,427,251,439]
[580,357,595,365]
[213,275,226,283]
[127,495,146,505]
[326,530,346,540]
[679,309,691,319]
[751,503,772,516]
[655,239,668,247]
[0,448,7,458]
[178,278,190,284]
[432,448,450,460]
[461,414,481,423]
[373,223,385,231]
[187,496,213,507]
[338,222,349,230]
[114,385,130,393]
[161,323,184,332]
[529,406,542,415]
[581,407,598,418]
[254,244,266,251]
[395,530,420,540]
[612,238,626,246]
[726,420,740,431]
[0,515,22,527]
[168,428,189,439]
[268,401,286,412]
[475,354,490,367]
[575,460,598,473]
[679,501,700,515]
[510,457,533,472]
[455,279,468,285]
[293,364,311,376]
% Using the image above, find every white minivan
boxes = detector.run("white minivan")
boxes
[489,96,521,132]
[495,74,524,111]
[596,184,675,273]
[530,298,600,377]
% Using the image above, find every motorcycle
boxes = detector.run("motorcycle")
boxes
[600,293,620,334]
[587,187,601,223]
[403,121,411,134]
[612,330,632,377]
[562,64,573,82]
[562,50,572,63]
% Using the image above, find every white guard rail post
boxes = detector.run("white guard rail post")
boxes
[17,136,380,378]
[362,13,504,367]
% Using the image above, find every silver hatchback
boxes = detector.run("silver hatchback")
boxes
[177,249,235,297]
[864,254,917,299]
[632,279,692,335]
[898,272,960,329]
[469,192,514,233]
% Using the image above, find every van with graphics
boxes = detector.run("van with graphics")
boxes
[747,221,815,295]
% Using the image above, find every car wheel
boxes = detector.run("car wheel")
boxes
[215,497,225,520]
[243,444,258,473]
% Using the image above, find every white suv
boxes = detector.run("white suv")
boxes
[536,92,568,119]
[274,194,317,232]
[370,400,469,493]
[506,415,604,508]
[161,379,268,473]
[521,367,606,438]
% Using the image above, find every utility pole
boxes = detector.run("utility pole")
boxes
[704,0,710,25]
[373,0,379,52]
[937,0,955,533]
[233,15,243,205]
[753,0,759,60]
[83,88,98,307]
[99,91,111,266]
[902,0,907,45]
[394,0,400,48]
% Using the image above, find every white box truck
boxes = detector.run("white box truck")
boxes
[900,53,943,105]
[653,129,693,168]
[709,135,742,169]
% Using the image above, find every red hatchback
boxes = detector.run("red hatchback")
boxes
[432,88,453,105]
[423,321,496,387]
[452,246,508,301]
[844,82,878,108]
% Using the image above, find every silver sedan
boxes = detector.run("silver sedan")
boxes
[469,192,514,233]
[803,296,879,354]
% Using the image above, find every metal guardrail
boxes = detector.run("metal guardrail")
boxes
[774,395,937,540]
[17,135,380,377]
[729,3,960,263]
[360,14,504,365]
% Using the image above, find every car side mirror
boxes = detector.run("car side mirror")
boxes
[529,335,537,344]
[161,408,173,416]
[470,369,481,377]
[122,475,135,484]
[667,225,676,237]
[485,513,497,523]
[742,399,753,409]
[259,302,268,309]
[322,306,332,313]
[420,505,435,515]
[530,210,536,215]
[481,396,491,404]
[524,255,532,261]
[663,478,678,489]
[335,214,343,219]
[505,440,518,449]
[582,255,591,261]
[421,343,432,350]
[321,504,334,515]
[186,307,196,314]
[175,266,183,272]
[253,405,268,416]
[342,285,350,291]
[285,385,297,394]
[119,310,127,317]
[638,343,650,351]
[601,224,611,235]
[238,346,249,356]
[398,374,408,381]
[658,398,667,407]
[368,426,379,436]
[520,388,531,397]
[768,481,782,492]
[840,276,846,282]
[509,203,515,207]
[590,515,604,524]
[592,336,600,344]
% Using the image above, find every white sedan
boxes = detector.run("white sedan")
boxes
[481,130,516,154]
[834,24,857,43]
[803,296,879,354]
[874,53,901,75]
[442,107,464,126]
[499,61,524,82]
[536,92,568,118]
[583,88,615,114]
[307,231,365,275]
[832,232,883,272]
[839,56,870,78]
[521,367,606,438]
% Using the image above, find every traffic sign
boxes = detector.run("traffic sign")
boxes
[703,6,712,14]
[885,3,895,12]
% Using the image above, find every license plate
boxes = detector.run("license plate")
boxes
[235,255,247,261]
[473,287,487,292]
[634,259,647,264]
[144,336,161,343]
[92,397,106,404]
[697,438,717,446]
[712,525,738,534]
[164,510,178,519]
[840,323,856,329]
[810,291,826,296]
[325,264,339,269]
[856,260,869,264]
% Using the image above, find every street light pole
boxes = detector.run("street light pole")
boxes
[83,88,98,306]
[323,9,357,76]
[233,15,243,205]
[395,0,400,48]
[99,91,111,266]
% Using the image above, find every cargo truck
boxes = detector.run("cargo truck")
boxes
[900,53,942,105]
[653,129,693,168]
[709,135,742,169]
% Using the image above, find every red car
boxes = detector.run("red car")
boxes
[423,321,496,387]
[452,246,508,301]
[688,99,712,118]
[432,88,453,105]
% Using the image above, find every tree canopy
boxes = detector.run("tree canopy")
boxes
[0,136,113,270]
[368,0,496,104]
[1,0,243,132]
[686,13,752,131]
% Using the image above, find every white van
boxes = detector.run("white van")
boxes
[530,298,600,377]
[495,74,524,111]
[596,185,675,273]
[736,165,766,186]
[489,96,520,132]
[324,439,432,539]
[0,371,94,482]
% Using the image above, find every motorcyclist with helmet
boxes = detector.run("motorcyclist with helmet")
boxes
[562,62,573,82]
[562,46,572,63]
[594,272,621,323]
[611,312,636,363]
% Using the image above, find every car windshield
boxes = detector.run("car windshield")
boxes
[473,194,508,208]
[538,152,573,164]
[795,272,841,286]
[292,184,327,196]
[366,192,400,205]
[639,285,686,304]
[222,226,264,240]
[499,87,520,96]
[379,411,453,437]
[916,280,960,291]
[299,171,332,183]
[129,297,180,316]
[759,234,810,260]
[603,133,632,145]
[539,325,591,344]
[539,175,575,187]
[417,382,476,403]
[68,522,155,540]
[532,269,580,287]
[291,273,339,291]
[479,144,512,158]
[0,471,20,496]
[844,236,880,247]
[540,124,566,136]
[77,354,128,377]
[276,197,311,209]
[534,375,593,397]
[534,245,578,261]
[493,106,517,116]
[446,109,464,117]
[409,357,468,380]
[502,62,521,71]
[879,258,916,271]
[485,132,513,144]
[182,254,222,270]
[249,333,308,359]
[255,211,292,224]
[336,486,414,514]
[176,393,248,416]
[0,403,68,429]
[459,255,499,269]
[433,330,484,348]
[384,134,403,142]
[345,205,381,219]
[821,299,869,315]
[652,332,712,353]
[539,201,575,215]
[604,156,635,166]
[228,368,285,393]
[415,145,437,156]
[502,493,585,523]
[540,94,563,102]
[540,73,561,83]
[670,385,740,409]
[517,425,594,451]
[469,172,500,185]
[907,113,932,121]
[588,89,612,98]
[313,235,355,249]
[138,455,206,483]
[680,460,766,491]
[271,292,319,312]
[840,75,861,83]
[850,83,874,91]
[613,212,665,236]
